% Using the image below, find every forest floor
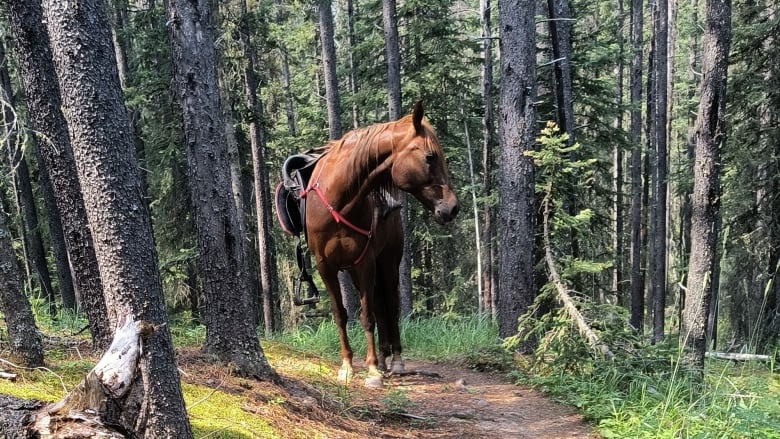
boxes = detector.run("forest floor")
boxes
[1,335,599,438]
[178,345,599,438]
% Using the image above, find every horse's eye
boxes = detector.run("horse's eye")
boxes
[425,154,436,165]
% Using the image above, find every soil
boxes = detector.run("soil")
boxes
[178,348,599,439]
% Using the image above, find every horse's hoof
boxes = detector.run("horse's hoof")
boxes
[364,375,384,388]
[338,368,353,383]
[391,360,405,374]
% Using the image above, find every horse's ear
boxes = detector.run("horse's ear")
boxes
[412,100,424,134]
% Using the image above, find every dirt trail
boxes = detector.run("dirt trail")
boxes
[364,360,598,438]
[183,348,600,438]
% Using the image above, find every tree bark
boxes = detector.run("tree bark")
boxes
[41,0,193,435]
[0,395,42,438]
[5,0,112,349]
[0,208,44,368]
[546,0,575,143]
[167,0,277,380]
[318,0,342,139]
[682,0,731,372]
[497,0,538,343]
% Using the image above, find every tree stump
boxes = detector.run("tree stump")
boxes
[0,317,155,438]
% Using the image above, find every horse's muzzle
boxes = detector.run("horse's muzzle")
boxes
[434,201,459,224]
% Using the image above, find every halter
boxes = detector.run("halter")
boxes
[301,156,374,266]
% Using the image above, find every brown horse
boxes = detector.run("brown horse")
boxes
[303,102,459,387]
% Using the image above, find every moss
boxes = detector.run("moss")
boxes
[183,383,278,438]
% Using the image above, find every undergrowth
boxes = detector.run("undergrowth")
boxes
[508,123,780,438]
[509,298,780,438]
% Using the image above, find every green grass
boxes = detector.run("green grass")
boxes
[514,350,780,438]
[272,314,500,363]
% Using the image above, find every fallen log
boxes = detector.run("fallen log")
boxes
[542,196,615,361]
[0,370,16,381]
[705,352,771,362]
[0,316,155,438]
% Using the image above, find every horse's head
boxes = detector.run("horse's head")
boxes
[391,102,459,224]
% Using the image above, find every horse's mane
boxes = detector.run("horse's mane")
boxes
[320,115,443,200]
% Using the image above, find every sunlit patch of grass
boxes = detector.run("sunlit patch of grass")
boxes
[400,314,499,361]
[183,382,278,439]
[0,360,92,402]
[271,314,499,363]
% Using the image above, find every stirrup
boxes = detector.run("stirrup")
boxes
[293,271,319,306]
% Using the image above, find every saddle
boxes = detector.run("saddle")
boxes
[275,153,320,236]
[275,151,323,306]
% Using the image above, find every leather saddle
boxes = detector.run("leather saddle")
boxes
[275,151,323,306]
[275,153,320,236]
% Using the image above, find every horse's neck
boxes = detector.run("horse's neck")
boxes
[321,125,399,215]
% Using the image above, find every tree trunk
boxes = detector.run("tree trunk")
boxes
[167,0,277,380]
[0,209,44,368]
[680,0,699,332]
[318,0,342,139]
[651,0,670,344]
[382,0,413,318]
[0,51,56,313]
[37,154,77,310]
[6,0,112,349]
[497,0,538,343]
[41,0,193,433]
[240,0,281,334]
[222,101,262,325]
[107,0,150,202]
[546,0,575,143]
[628,0,644,332]
[347,0,360,129]
[480,0,496,318]
[613,0,625,303]
[280,46,297,140]
[682,0,731,372]
[317,0,359,320]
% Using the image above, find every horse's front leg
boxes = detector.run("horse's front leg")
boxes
[349,266,383,388]
[319,266,354,382]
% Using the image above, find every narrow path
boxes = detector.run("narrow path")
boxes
[361,360,599,438]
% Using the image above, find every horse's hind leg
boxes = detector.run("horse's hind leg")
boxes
[375,250,404,375]
[349,266,383,388]
[318,266,354,382]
